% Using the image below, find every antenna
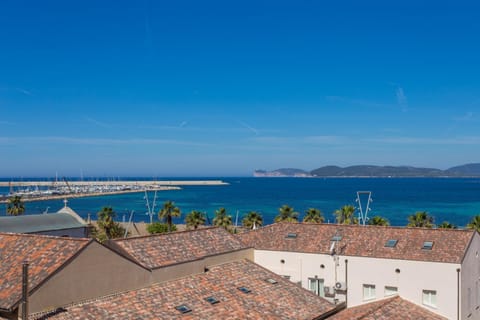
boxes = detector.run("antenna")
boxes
[356,191,373,226]
[144,190,158,224]
[124,210,135,238]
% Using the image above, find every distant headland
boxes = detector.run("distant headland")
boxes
[254,163,480,178]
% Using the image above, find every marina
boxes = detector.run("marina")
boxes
[0,179,228,203]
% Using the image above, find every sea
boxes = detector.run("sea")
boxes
[1,177,480,227]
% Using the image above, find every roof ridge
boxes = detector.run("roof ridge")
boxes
[272,222,475,233]
[113,226,222,242]
[356,295,399,319]
[0,232,90,242]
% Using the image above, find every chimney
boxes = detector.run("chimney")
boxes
[21,261,29,320]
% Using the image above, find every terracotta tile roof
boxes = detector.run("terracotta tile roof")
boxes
[238,223,474,263]
[329,296,447,319]
[107,227,249,269]
[0,233,90,311]
[29,259,336,319]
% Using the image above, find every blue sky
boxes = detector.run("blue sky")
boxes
[1,1,479,177]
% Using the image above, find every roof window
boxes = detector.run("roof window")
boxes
[422,241,434,250]
[205,296,219,304]
[286,233,297,239]
[175,305,192,314]
[385,239,398,248]
[265,278,278,284]
[237,286,251,294]
[331,235,342,242]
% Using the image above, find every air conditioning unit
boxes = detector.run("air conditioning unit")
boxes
[324,286,335,297]
[335,281,347,292]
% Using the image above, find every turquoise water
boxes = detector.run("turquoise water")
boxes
[1,178,480,227]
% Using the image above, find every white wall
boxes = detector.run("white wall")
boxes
[254,250,459,319]
[461,232,480,320]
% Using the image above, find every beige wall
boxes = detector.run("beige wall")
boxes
[461,232,480,320]
[254,249,459,319]
[28,242,151,314]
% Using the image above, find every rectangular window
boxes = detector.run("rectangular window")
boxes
[308,278,325,298]
[363,284,376,301]
[422,290,437,308]
[385,286,398,297]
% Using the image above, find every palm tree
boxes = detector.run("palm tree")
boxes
[213,207,233,230]
[437,221,457,229]
[334,205,358,224]
[242,211,263,229]
[467,215,480,232]
[6,195,25,216]
[158,200,181,231]
[407,211,434,228]
[368,215,390,226]
[303,208,324,223]
[97,206,125,240]
[274,205,299,223]
[185,210,206,230]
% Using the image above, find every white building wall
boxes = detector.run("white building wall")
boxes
[461,232,480,320]
[254,250,459,319]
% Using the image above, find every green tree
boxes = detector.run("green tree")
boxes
[242,211,263,229]
[96,206,126,241]
[147,222,177,234]
[368,215,390,226]
[213,207,233,230]
[437,221,457,229]
[274,205,299,223]
[334,205,358,224]
[303,208,324,223]
[407,211,434,228]
[6,195,25,216]
[158,200,181,232]
[467,215,480,232]
[185,210,206,230]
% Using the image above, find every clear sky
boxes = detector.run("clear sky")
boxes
[1,1,479,177]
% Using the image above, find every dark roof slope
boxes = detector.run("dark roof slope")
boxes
[329,296,447,319]
[107,227,249,269]
[0,212,86,234]
[239,223,474,263]
[29,259,335,320]
[0,233,90,310]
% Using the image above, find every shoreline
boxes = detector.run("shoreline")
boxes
[0,180,229,187]
[0,186,182,204]
[0,180,228,204]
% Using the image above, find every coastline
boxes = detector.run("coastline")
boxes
[0,180,228,203]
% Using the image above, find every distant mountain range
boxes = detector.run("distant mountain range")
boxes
[254,163,480,177]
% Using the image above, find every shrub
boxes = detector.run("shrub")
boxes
[147,222,177,234]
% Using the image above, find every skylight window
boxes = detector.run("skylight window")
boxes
[265,278,278,284]
[286,233,297,239]
[385,239,398,248]
[331,235,342,242]
[175,305,192,314]
[205,296,219,304]
[422,241,434,250]
[237,286,251,294]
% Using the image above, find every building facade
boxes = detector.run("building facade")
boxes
[240,223,480,320]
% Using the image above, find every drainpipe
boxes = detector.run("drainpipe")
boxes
[21,261,29,320]
[345,259,348,306]
[457,268,460,320]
